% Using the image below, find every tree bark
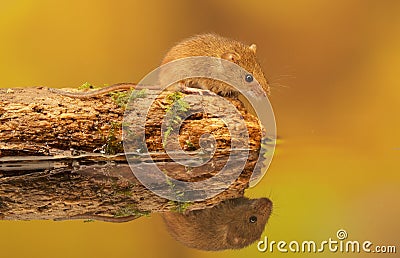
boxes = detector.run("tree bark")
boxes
[0,87,264,221]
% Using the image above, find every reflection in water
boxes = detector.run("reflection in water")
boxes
[1,156,273,251]
[162,197,272,251]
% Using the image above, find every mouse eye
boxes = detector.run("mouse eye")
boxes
[245,74,254,82]
[249,215,257,223]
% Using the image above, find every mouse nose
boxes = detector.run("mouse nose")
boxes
[255,198,273,214]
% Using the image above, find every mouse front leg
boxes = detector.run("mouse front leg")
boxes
[177,81,217,96]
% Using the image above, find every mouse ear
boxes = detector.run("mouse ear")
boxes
[221,52,241,62]
[249,44,257,53]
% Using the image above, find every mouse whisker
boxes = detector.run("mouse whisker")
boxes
[270,82,291,89]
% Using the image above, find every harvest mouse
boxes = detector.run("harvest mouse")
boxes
[49,33,270,98]
[55,197,272,251]
[163,197,273,251]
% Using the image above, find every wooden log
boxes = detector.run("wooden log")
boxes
[0,87,263,221]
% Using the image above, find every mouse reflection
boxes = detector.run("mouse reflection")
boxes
[162,197,273,251]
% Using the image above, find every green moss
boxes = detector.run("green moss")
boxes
[104,121,123,155]
[165,176,192,212]
[114,204,150,218]
[115,188,133,197]
[168,200,192,213]
[185,140,196,151]
[78,82,94,90]
[165,92,190,113]
[110,89,147,108]
[112,182,137,197]
[163,127,173,148]
[162,165,193,212]
[166,177,184,199]
[131,88,147,99]
[163,92,190,148]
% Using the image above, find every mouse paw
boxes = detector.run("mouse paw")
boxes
[180,87,217,96]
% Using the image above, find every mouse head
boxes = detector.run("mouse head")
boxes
[162,197,272,251]
[219,41,270,96]
[224,197,272,248]
[161,34,270,97]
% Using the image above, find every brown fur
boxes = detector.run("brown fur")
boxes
[161,33,270,97]
[162,197,272,251]
[50,34,270,98]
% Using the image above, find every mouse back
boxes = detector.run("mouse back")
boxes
[161,34,270,96]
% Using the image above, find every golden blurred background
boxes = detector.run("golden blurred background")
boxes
[1,0,399,257]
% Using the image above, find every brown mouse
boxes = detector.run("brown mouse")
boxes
[54,197,272,251]
[161,33,270,97]
[49,34,270,98]
[162,197,273,251]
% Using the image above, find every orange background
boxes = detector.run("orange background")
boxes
[0,1,399,257]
